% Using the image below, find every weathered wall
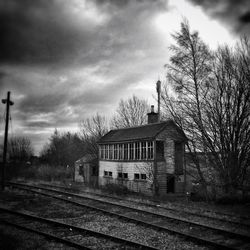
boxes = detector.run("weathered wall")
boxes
[99,161,153,179]
[74,162,84,182]
[156,135,185,193]
[99,160,153,195]
[175,175,185,193]
[156,161,167,194]
[164,138,175,174]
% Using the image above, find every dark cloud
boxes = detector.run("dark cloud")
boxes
[0,0,167,66]
[188,0,250,35]
[0,71,8,79]
[239,11,250,23]
[0,0,101,65]
[0,0,169,154]
[95,0,164,8]
[25,121,54,129]
[19,93,68,114]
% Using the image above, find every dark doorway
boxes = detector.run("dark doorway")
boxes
[167,175,175,193]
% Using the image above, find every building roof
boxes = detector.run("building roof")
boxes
[98,120,187,143]
[75,154,97,164]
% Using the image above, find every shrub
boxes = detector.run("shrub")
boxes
[215,195,250,205]
[6,164,73,182]
[102,183,133,196]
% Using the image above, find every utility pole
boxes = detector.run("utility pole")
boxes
[1,91,14,191]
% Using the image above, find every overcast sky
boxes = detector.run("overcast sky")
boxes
[0,0,250,155]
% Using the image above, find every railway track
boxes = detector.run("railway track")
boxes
[40,182,250,227]
[6,181,250,250]
[0,206,158,250]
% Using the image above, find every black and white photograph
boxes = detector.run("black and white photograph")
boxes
[0,0,250,249]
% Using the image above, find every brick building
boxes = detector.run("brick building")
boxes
[98,106,187,195]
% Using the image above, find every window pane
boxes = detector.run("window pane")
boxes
[135,142,140,159]
[134,173,139,179]
[109,144,113,159]
[104,171,108,176]
[148,141,154,160]
[129,143,134,160]
[124,143,128,160]
[114,144,118,159]
[105,145,109,159]
[141,174,146,179]
[109,171,112,177]
[118,144,123,160]
[118,172,122,178]
[123,173,128,179]
[141,141,147,159]
[100,145,104,159]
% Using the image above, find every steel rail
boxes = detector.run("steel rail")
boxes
[0,206,158,250]
[8,181,250,240]
[0,218,91,250]
[7,182,249,250]
[39,182,250,227]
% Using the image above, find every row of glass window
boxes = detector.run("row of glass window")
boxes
[104,171,147,180]
[100,141,154,160]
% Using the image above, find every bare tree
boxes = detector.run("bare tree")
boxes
[204,41,250,194]
[8,136,34,162]
[111,95,150,129]
[162,21,250,197]
[162,20,213,198]
[79,113,109,156]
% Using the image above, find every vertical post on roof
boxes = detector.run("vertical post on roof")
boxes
[156,80,161,122]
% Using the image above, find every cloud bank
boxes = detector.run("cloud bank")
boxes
[0,0,170,154]
[188,0,250,35]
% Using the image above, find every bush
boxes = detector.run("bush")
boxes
[215,195,250,205]
[6,164,73,182]
[102,183,133,196]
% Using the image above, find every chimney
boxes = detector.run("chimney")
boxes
[147,105,159,124]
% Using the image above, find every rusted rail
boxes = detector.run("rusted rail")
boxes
[40,182,250,226]
[7,181,250,249]
[0,206,158,250]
